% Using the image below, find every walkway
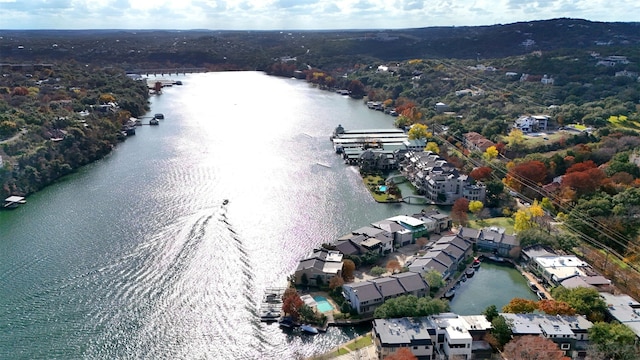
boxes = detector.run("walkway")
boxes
[520,270,553,300]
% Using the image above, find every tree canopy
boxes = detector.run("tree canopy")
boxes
[373,295,449,319]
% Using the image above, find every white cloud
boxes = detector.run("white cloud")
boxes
[0,0,638,30]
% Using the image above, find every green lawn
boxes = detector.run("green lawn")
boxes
[468,217,515,235]
[362,175,402,203]
[346,334,372,351]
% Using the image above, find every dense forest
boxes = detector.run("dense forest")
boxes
[0,64,149,196]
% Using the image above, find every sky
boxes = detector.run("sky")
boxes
[0,0,638,30]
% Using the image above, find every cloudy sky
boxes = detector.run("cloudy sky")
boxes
[1,0,638,30]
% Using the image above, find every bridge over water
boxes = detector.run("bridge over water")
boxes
[126,68,208,76]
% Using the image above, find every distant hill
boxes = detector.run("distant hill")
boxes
[1,18,638,69]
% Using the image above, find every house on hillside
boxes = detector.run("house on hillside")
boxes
[463,132,495,152]
[513,115,549,133]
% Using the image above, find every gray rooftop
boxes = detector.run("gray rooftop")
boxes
[345,281,382,303]
[374,317,434,347]
[391,272,429,293]
[373,276,406,298]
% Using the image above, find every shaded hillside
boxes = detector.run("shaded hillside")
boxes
[1,18,639,71]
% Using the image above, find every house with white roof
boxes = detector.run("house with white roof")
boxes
[373,313,492,360]
[501,313,593,359]
[599,292,640,340]
[529,255,589,285]
[371,215,429,247]
[514,115,549,133]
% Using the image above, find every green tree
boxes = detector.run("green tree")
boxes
[489,315,512,350]
[588,322,639,360]
[370,266,386,276]
[483,304,499,322]
[423,270,445,291]
[551,287,607,321]
[373,295,449,319]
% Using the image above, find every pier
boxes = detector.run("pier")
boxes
[259,287,286,322]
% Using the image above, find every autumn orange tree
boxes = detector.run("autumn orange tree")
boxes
[469,166,492,181]
[282,288,304,321]
[503,335,570,360]
[386,260,402,273]
[383,347,417,360]
[504,160,548,193]
[561,160,606,196]
[329,275,344,290]
[502,298,538,313]
[451,197,470,226]
[342,259,356,282]
[537,299,576,316]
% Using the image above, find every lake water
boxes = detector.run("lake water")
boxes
[0,72,534,359]
[449,262,539,315]
[0,72,428,359]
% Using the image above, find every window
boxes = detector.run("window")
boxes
[560,343,570,350]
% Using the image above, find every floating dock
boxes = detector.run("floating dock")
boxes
[259,287,286,322]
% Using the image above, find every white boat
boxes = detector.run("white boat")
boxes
[300,324,318,334]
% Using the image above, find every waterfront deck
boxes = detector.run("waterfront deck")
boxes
[259,287,286,322]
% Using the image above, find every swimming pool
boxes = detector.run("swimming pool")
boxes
[378,185,388,192]
[313,296,334,313]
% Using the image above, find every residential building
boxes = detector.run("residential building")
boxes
[457,226,519,257]
[541,75,554,85]
[294,248,343,286]
[371,215,429,247]
[476,227,519,257]
[373,317,435,360]
[373,314,492,360]
[400,151,486,205]
[434,102,449,113]
[501,313,593,359]
[408,234,473,280]
[463,132,495,152]
[529,255,589,286]
[343,272,430,315]
[513,115,549,133]
[599,292,640,340]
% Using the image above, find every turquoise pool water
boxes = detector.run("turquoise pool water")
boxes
[378,185,388,192]
[314,296,334,313]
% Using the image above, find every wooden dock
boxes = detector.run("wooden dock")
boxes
[259,287,286,322]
